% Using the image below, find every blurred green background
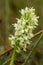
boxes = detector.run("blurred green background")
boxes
[0,0,43,65]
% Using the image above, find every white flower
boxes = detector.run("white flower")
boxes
[14,23,17,27]
[21,29,24,33]
[22,21,26,25]
[25,7,28,11]
[25,7,28,13]
[24,36,28,40]
[27,26,33,29]
[20,9,25,15]
[9,7,39,53]
[19,37,23,40]
[16,18,22,24]
[29,33,34,38]
[29,7,35,13]
[9,35,15,40]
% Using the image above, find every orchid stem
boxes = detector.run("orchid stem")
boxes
[10,46,16,65]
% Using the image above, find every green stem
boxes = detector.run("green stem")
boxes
[10,46,16,65]
[22,33,43,65]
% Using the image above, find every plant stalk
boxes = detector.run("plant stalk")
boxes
[10,46,16,65]
[22,33,43,65]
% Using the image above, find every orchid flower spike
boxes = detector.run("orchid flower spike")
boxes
[9,7,39,53]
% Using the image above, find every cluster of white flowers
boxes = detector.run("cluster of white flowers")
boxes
[9,7,39,52]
